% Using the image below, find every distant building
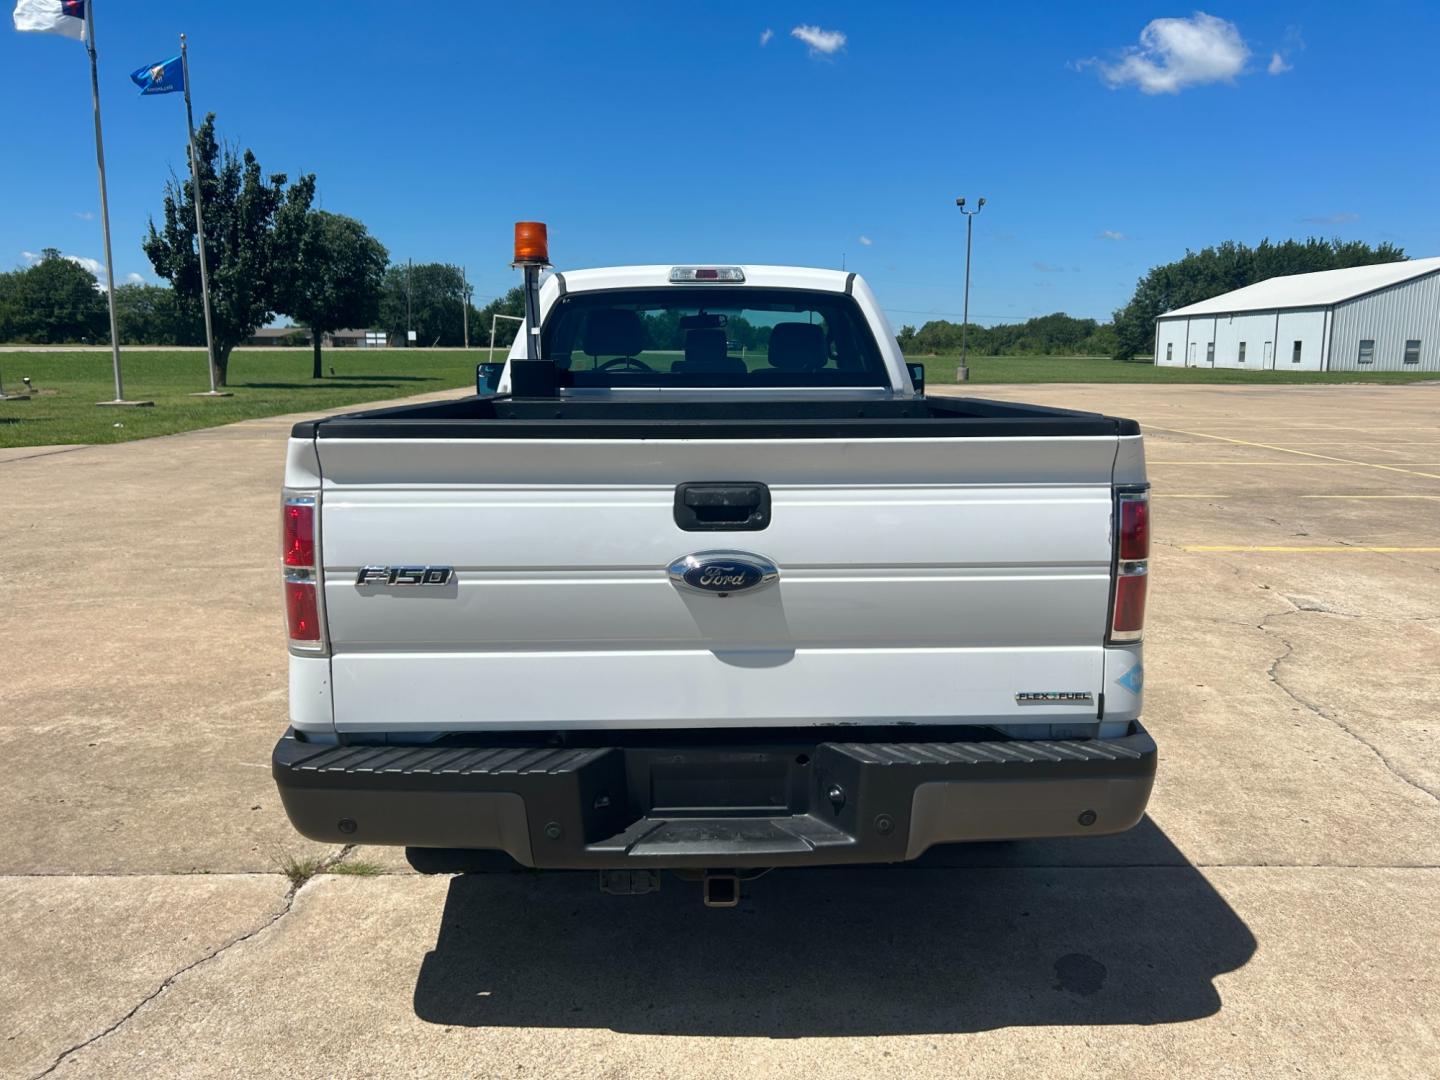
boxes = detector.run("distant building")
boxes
[327,329,391,348]
[245,327,309,347]
[1154,257,1440,371]
[244,327,391,348]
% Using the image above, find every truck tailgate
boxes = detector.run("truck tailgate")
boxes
[314,435,1119,733]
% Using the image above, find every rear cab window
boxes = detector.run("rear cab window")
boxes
[541,287,889,389]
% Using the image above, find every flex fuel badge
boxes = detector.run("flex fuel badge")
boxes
[1117,664,1144,694]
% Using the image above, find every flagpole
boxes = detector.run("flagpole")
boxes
[179,33,226,396]
[86,0,148,407]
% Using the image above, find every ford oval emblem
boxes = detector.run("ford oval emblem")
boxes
[668,551,779,596]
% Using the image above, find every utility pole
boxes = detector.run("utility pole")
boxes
[954,196,986,382]
[461,265,470,349]
[406,257,413,347]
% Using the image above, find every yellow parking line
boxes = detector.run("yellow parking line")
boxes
[1147,461,1440,466]
[1181,545,1440,553]
[1146,425,1440,481]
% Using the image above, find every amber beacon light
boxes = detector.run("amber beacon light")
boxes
[513,222,550,265]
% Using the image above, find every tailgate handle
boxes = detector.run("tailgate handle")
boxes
[674,482,771,531]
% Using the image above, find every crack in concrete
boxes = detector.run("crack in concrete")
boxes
[27,844,354,1080]
[1276,595,1439,623]
[1282,595,1363,617]
[1260,603,1439,807]
[0,445,92,466]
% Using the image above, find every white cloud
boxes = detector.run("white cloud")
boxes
[74,210,95,221]
[791,24,846,56]
[64,254,106,279]
[1269,26,1304,75]
[858,235,872,246]
[19,249,125,285]
[23,250,109,284]
[1099,229,1128,241]
[759,28,773,47]
[125,271,146,285]
[1088,12,1250,95]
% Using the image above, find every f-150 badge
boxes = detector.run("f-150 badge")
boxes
[356,565,454,586]
[668,551,779,596]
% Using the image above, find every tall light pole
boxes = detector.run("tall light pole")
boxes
[955,196,986,381]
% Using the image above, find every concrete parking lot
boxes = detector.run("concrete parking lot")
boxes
[2,382,1437,1078]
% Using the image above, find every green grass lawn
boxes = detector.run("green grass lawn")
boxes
[915,354,1440,385]
[0,348,482,447]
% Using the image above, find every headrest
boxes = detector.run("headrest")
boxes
[767,322,827,371]
[582,308,647,357]
[684,327,728,367]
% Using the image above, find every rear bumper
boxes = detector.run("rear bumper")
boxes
[272,724,1156,869]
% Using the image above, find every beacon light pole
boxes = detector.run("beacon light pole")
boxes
[509,222,553,396]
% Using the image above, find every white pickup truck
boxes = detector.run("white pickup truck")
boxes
[273,252,1154,905]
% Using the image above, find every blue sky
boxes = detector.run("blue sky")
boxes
[4,1,1438,327]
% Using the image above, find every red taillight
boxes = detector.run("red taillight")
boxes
[282,492,325,652]
[694,268,720,280]
[285,579,321,641]
[1119,496,1149,560]
[1109,489,1150,644]
[282,502,315,567]
[1111,572,1149,635]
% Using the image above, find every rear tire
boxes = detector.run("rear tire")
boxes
[404,847,522,875]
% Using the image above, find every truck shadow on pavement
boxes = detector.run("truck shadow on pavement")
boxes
[411,817,1256,1036]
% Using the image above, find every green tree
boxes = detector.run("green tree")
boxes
[0,270,14,342]
[1078,322,1118,358]
[1110,238,1407,359]
[113,283,204,345]
[142,114,315,385]
[0,250,107,343]
[642,309,682,352]
[896,312,1123,358]
[906,319,966,355]
[277,211,389,378]
[378,262,468,347]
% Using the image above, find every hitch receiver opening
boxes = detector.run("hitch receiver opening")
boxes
[702,871,741,908]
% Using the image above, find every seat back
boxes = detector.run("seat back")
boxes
[767,322,828,372]
[675,328,745,374]
[582,309,647,358]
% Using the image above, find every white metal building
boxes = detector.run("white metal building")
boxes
[1154,257,1440,372]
